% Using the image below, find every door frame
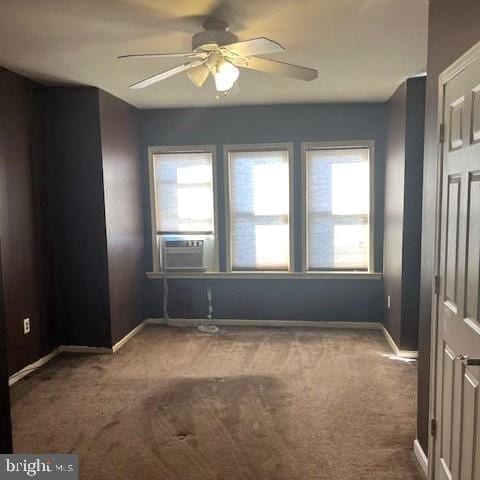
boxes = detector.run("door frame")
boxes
[428,40,480,480]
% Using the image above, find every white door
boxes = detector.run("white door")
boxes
[434,43,480,480]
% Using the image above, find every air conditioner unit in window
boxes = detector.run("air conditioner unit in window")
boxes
[164,240,206,271]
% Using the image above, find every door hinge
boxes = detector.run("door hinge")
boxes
[434,274,440,295]
[439,123,445,144]
[431,418,437,438]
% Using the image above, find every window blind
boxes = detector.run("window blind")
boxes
[153,151,214,233]
[306,147,370,271]
[228,149,290,271]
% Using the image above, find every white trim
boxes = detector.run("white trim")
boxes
[148,146,159,272]
[414,439,428,478]
[146,317,383,330]
[145,318,167,325]
[8,320,413,386]
[147,318,415,360]
[301,140,376,273]
[8,323,148,385]
[112,322,146,353]
[146,271,382,280]
[223,143,295,272]
[381,326,418,359]
[8,348,60,386]
[411,72,427,79]
[147,145,219,272]
[59,345,113,354]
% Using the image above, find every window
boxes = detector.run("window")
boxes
[149,146,216,271]
[225,145,293,271]
[303,142,373,272]
[147,141,376,277]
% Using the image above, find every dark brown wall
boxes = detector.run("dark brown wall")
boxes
[46,87,143,347]
[46,87,111,347]
[383,83,407,346]
[0,69,55,376]
[0,251,12,453]
[99,91,144,344]
[418,0,480,453]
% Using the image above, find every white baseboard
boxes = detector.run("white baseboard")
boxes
[145,317,383,330]
[61,321,147,354]
[414,439,428,477]
[8,320,418,385]
[8,322,146,385]
[8,348,60,386]
[382,326,418,359]
[112,321,145,353]
[145,318,166,325]
[146,318,417,359]
[59,345,113,354]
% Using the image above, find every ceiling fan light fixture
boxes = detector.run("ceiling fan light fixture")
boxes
[121,24,318,92]
[213,59,239,92]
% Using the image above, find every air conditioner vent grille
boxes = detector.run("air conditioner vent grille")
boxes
[164,240,206,271]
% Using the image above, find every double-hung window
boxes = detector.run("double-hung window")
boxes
[148,141,375,276]
[149,146,216,271]
[303,142,373,272]
[225,144,293,271]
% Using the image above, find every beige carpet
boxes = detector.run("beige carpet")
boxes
[11,326,422,480]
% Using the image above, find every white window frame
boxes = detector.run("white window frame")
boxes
[223,143,295,272]
[148,145,219,272]
[301,140,375,273]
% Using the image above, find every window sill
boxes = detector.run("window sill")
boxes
[146,271,382,280]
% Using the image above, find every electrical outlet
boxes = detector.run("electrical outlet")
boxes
[387,295,391,309]
[23,318,30,334]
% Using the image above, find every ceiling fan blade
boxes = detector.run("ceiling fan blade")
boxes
[130,61,201,89]
[222,37,284,57]
[118,52,206,60]
[240,56,318,81]
[187,64,210,87]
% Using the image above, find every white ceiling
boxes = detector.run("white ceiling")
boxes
[0,0,428,108]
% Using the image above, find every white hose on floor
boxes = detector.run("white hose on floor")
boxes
[198,286,218,334]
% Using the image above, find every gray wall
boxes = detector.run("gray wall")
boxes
[383,83,407,346]
[383,77,425,351]
[402,77,425,350]
[140,103,387,321]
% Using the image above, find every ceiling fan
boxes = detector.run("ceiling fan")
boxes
[119,20,318,93]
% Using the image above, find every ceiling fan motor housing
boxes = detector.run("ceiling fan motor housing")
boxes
[192,21,239,52]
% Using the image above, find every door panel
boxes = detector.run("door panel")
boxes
[460,370,479,480]
[441,345,455,472]
[435,47,480,480]
[450,97,465,151]
[440,345,465,480]
[472,86,480,143]
[445,177,461,309]
[465,175,480,323]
